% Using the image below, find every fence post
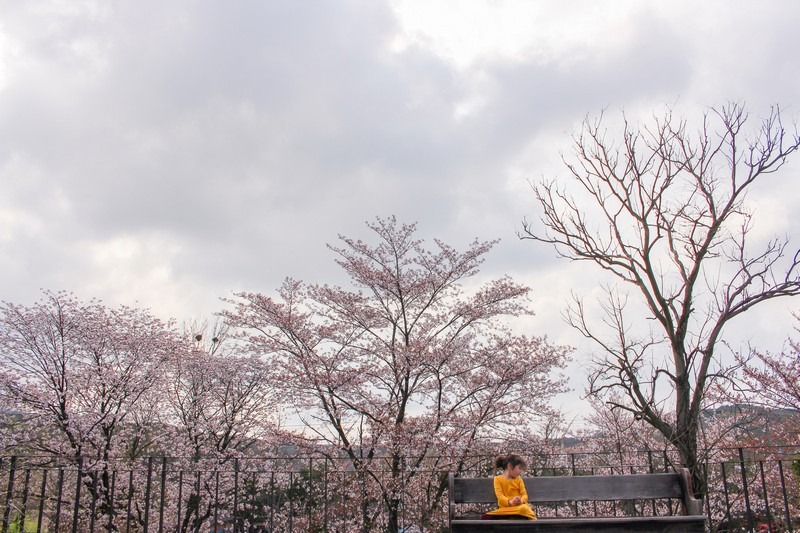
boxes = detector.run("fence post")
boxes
[738,447,753,532]
[213,470,219,533]
[720,463,731,525]
[308,457,313,529]
[54,468,64,532]
[323,458,329,530]
[37,469,48,533]
[702,463,710,524]
[289,471,294,532]
[158,457,167,533]
[193,470,200,530]
[125,470,133,533]
[570,454,579,517]
[758,461,772,529]
[19,468,30,532]
[777,460,792,531]
[144,457,153,533]
[269,471,275,531]
[648,451,657,515]
[175,470,183,532]
[89,471,97,532]
[107,470,116,533]
[72,457,83,533]
[1,455,16,533]
[233,458,239,532]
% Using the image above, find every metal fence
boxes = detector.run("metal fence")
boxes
[2,447,799,532]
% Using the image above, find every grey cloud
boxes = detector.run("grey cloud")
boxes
[1,0,800,326]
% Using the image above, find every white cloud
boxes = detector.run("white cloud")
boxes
[0,208,41,243]
[79,233,190,316]
[390,0,646,70]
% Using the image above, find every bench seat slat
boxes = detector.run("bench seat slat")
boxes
[451,515,705,532]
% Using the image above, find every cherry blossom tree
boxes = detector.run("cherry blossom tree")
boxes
[0,290,181,461]
[522,103,800,495]
[735,315,800,413]
[224,216,570,533]
[0,290,182,524]
[160,321,280,531]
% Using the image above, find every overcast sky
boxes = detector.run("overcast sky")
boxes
[2,0,800,419]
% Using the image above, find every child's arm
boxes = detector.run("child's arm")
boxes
[519,478,529,504]
[493,477,512,506]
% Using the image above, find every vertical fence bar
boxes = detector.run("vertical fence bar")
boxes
[89,471,98,533]
[249,471,256,530]
[570,454,579,517]
[125,470,133,533]
[213,470,219,533]
[19,468,30,532]
[108,470,116,533]
[36,469,47,533]
[702,463,711,525]
[308,457,313,528]
[1,456,16,533]
[738,448,753,532]
[193,470,200,531]
[54,468,64,533]
[758,460,771,528]
[176,471,183,532]
[720,463,731,525]
[269,472,274,532]
[648,451,657,516]
[323,458,328,529]
[72,458,83,533]
[337,470,343,531]
[158,457,167,533]
[288,471,294,532]
[144,457,153,533]
[777,460,792,531]
[232,458,239,533]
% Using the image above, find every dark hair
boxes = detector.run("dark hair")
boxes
[494,454,526,471]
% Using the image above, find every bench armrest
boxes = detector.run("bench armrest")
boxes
[678,468,703,515]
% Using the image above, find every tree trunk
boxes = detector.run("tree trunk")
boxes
[674,428,706,499]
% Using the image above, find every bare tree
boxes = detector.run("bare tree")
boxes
[521,103,800,495]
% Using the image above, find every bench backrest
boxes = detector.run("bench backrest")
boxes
[449,469,702,515]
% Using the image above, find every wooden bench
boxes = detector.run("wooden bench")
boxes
[448,469,706,532]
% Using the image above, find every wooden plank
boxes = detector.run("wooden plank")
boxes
[527,473,683,501]
[451,515,706,533]
[453,473,683,503]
